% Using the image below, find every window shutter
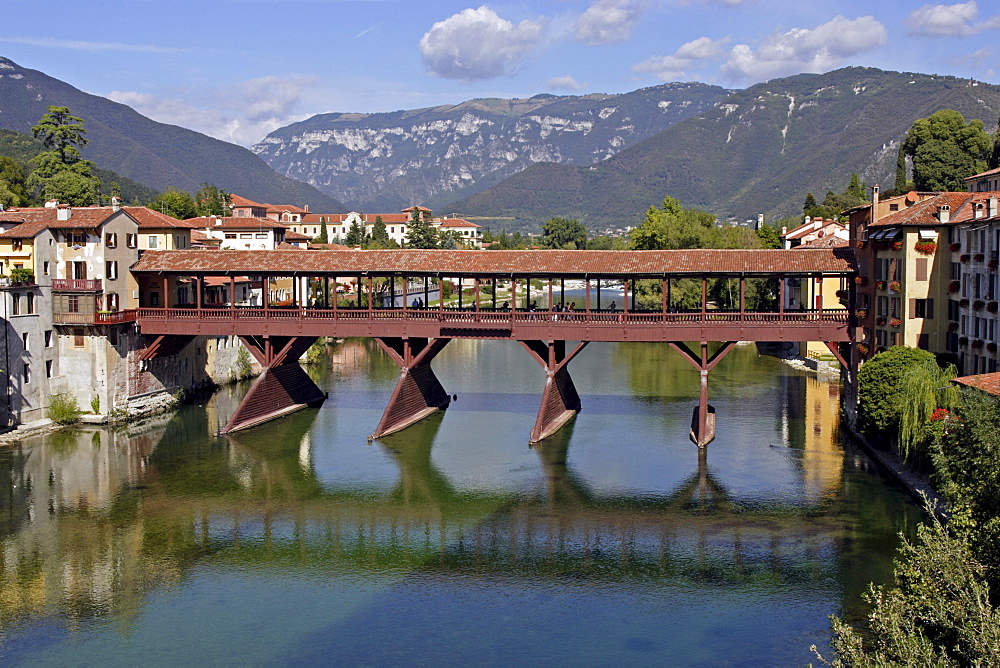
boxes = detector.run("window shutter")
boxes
[908,298,916,319]
[927,299,934,320]
[916,258,927,281]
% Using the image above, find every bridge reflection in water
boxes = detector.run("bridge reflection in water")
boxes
[0,365,917,663]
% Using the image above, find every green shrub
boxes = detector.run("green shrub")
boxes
[857,345,936,436]
[90,395,100,414]
[48,393,83,425]
[9,267,33,284]
[234,345,252,381]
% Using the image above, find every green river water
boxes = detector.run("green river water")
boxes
[0,338,923,666]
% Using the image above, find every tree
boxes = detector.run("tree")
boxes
[902,110,992,191]
[344,219,367,246]
[755,223,782,249]
[0,156,26,207]
[26,106,100,205]
[893,143,912,194]
[406,208,439,249]
[802,192,817,214]
[542,217,588,249]
[149,187,197,220]
[897,359,960,461]
[846,173,866,201]
[194,183,231,216]
[370,216,390,245]
[313,219,329,244]
[31,106,88,164]
[857,345,937,436]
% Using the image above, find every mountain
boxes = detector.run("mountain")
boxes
[443,68,1000,231]
[252,83,731,211]
[0,57,345,212]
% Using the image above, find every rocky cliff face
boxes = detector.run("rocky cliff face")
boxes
[252,83,730,211]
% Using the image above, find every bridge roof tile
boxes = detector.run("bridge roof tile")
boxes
[132,248,856,276]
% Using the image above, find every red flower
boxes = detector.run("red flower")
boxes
[930,408,950,422]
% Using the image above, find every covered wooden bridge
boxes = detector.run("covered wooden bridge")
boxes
[131,248,858,444]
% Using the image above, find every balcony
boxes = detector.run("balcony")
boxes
[53,309,137,326]
[52,278,103,291]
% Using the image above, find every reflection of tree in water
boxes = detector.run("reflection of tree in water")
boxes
[617,341,784,403]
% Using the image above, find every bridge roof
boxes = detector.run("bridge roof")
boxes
[131,248,856,277]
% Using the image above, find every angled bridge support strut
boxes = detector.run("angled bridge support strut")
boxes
[522,340,589,443]
[669,341,736,448]
[372,337,452,439]
[222,336,326,433]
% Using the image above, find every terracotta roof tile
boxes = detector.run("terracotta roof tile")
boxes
[438,218,482,228]
[184,216,288,230]
[794,236,850,249]
[953,372,1000,396]
[965,166,1000,181]
[124,207,198,229]
[132,248,857,276]
[0,206,124,238]
[229,194,266,208]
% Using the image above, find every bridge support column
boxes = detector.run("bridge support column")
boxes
[669,341,736,448]
[823,341,859,422]
[372,337,452,439]
[521,340,589,443]
[222,336,326,433]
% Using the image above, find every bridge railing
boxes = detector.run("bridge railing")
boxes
[137,307,849,326]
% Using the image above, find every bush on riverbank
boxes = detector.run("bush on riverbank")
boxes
[48,392,82,425]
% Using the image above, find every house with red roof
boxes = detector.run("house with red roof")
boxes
[187,215,288,250]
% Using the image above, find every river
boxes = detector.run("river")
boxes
[0,339,923,665]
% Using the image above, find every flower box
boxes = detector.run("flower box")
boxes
[976,253,986,262]
[974,300,985,311]
[948,321,959,332]
[857,343,870,356]
[876,316,887,326]
[959,336,969,346]
[990,302,999,314]
[961,254,971,263]
[989,342,998,354]
[949,280,961,293]
[889,280,901,292]
[973,339,984,349]
[891,241,903,251]
[855,240,866,249]
[854,275,868,286]
[854,308,868,319]
[914,241,937,255]
[961,298,970,307]
[990,259,998,271]
[950,242,961,252]
[889,317,902,327]
[876,280,886,290]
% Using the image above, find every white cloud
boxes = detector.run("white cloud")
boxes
[0,36,184,54]
[721,15,887,84]
[575,0,645,45]
[547,75,585,90]
[632,36,728,80]
[108,76,316,147]
[419,6,544,81]
[906,2,1000,36]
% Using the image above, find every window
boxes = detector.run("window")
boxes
[150,292,160,307]
[42,261,50,276]
[44,330,52,347]
[106,292,119,311]
[22,332,28,350]
[11,293,19,316]
[26,292,34,314]
[12,239,22,251]
[22,363,29,384]
[240,233,252,239]
[73,328,85,348]
[889,203,899,211]
[877,296,888,316]
[106,261,118,280]
[105,232,117,248]
[127,233,137,248]
[255,233,267,239]
[148,235,158,248]
[914,298,933,319]
[45,360,52,378]
[68,295,80,313]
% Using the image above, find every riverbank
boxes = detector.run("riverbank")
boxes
[843,422,946,520]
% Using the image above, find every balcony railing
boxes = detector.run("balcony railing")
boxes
[53,309,137,325]
[52,278,103,291]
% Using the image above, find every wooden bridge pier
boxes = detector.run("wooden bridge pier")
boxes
[371,337,452,439]
[669,341,736,448]
[222,335,326,433]
[521,340,589,443]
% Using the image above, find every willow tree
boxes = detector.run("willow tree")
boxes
[898,359,960,460]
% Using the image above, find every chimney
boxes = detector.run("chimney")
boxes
[804,215,811,226]
[939,204,950,223]
[757,213,764,229]
[975,202,985,219]
[45,199,58,208]
[111,196,121,212]
[303,205,309,213]
[56,205,71,221]
[989,196,998,219]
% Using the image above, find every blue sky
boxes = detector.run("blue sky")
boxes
[3,1,999,147]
